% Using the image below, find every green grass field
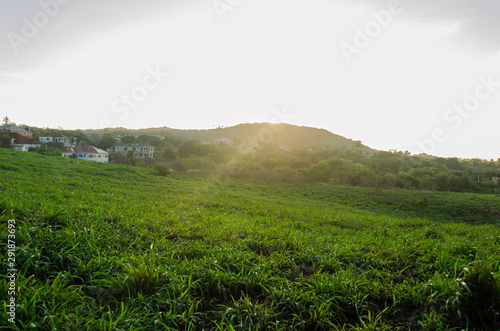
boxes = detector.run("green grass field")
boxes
[1,149,499,330]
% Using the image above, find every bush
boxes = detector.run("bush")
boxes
[172,159,187,172]
[454,263,500,329]
[153,164,171,177]
[111,153,131,165]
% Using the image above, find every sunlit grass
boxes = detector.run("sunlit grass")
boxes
[0,149,499,329]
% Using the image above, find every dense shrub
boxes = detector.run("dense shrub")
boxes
[153,164,171,176]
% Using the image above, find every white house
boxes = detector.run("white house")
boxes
[2,132,39,151]
[39,133,77,147]
[115,145,154,158]
[62,145,109,163]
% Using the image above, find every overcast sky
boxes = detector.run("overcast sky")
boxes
[1,0,499,159]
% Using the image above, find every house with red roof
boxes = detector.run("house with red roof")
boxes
[62,145,109,163]
[2,132,40,152]
[0,124,33,138]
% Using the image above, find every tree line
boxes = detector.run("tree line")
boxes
[4,125,499,194]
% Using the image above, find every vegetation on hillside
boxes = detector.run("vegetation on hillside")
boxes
[84,123,369,151]
[1,149,499,330]
[7,123,499,194]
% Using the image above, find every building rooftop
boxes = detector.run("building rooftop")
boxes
[2,132,38,145]
[0,124,29,132]
[62,145,107,154]
[40,133,68,138]
[214,137,233,142]
[116,143,154,147]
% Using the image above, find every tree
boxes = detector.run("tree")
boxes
[127,149,137,166]
[137,134,162,146]
[460,174,472,190]
[121,135,136,144]
[435,173,451,191]
[309,161,333,182]
[162,146,177,160]
[70,130,91,145]
[96,134,117,150]
[0,134,11,148]
[2,116,9,126]
[445,158,461,170]
[178,140,213,157]
[450,175,463,192]
[262,157,279,170]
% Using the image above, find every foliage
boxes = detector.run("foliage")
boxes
[95,133,117,150]
[18,125,500,194]
[152,163,171,177]
[0,134,11,148]
[161,145,177,160]
[452,262,500,329]
[27,145,60,156]
[120,135,137,144]
[126,150,137,166]
[136,134,163,146]
[310,160,333,182]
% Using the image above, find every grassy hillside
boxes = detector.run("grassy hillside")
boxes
[1,149,499,330]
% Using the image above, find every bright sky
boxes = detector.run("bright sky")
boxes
[1,0,499,159]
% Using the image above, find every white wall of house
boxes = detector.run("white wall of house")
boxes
[13,144,38,152]
[39,136,76,147]
[115,146,154,158]
[62,152,109,163]
[86,153,109,163]
[39,137,54,143]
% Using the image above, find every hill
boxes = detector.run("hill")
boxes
[1,149,499,330]
[88,122,375,151]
